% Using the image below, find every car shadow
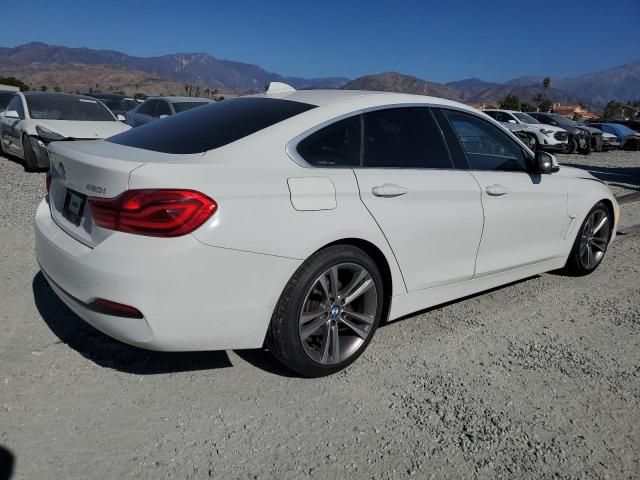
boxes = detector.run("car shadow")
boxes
[560,162,640,191]
[32,272,233,375]
[0,445,14,480]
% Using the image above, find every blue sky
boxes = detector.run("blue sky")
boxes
[2,0,639,83]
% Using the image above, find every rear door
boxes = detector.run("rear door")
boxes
[440,108,567,275]
[353,107,484,291]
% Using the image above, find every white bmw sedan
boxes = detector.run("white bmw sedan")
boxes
[35,84,619,377]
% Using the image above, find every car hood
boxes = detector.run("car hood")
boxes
[579,125,602,134]
[537,123,566,133]
[33,120,130,139]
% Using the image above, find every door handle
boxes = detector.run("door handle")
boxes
[372,183,408,198]
[485,184,509,196]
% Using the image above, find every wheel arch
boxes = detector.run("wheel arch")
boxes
[319,237,394,323]
[599,198,615,236]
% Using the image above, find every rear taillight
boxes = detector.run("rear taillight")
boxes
[88,189,217,237]
[46,172,52,193]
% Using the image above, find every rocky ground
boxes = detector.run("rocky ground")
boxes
[0,150,639,479]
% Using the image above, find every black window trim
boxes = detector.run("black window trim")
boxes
[288,103,459,170]
[434,107,535,173]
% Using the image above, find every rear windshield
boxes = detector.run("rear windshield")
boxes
[107,97,316,154]
[27,95,115,121]
[172,101,209,113]
[0,92,14,110]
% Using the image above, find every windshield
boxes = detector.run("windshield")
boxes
[0,92,14,110]
[27,95,115,121]
[513,112,540,124]
[172,101,210,113]
[98,97,138,112]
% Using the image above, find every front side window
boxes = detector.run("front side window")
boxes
[513,112,540,124]
[362,107,452,168]
[26,95,114,121]
[0,92,14,110]
[297,115,360,167]
[444,110,528,172]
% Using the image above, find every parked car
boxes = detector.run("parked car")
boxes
[483,109,569,152]
[35,85,619,377]
[84,93,138,121]
[0,90,15,111]
[588,122,640,151]
[0,92,130,170]
[125,96,213,127]
[576,122,606,152]
[601,131,621,151]
[588,118,640,132]
[528,112,592,154]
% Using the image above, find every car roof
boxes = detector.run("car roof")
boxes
[85,93,133,99]
[248,89,481,113]
[21,92,101,101]
[150,96,212,102]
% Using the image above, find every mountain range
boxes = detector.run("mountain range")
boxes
[0,42,638,111]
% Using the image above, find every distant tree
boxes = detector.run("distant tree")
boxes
[184,84,190,96]
[603,101,624,119]
[53,86,62,93]
[520,102,536,112]
[216,95,225,102]
[213,88,219,96]
[498,94,520,111]
[188,85,193,97]
[538,99,553,112]
[134,92,146,100]
[195,85,200,97]
[40,85,47,92]
[0,76,30,91]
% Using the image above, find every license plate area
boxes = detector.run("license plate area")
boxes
[62,189,87,226]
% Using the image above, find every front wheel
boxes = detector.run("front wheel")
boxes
[563,202,612,276]
[267,245,384,377]
[22,135,39,172]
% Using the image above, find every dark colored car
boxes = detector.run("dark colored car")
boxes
[83,93,139,121]
[588,118,640,132]
[589,123,640,151]
[528,113,592,154]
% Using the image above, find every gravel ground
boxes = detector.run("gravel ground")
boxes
[0,150,639,480]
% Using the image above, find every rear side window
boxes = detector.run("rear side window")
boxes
[108,98,316,154]
[297,115,361,167]
[155,100,171,117]
[362,108,451,168]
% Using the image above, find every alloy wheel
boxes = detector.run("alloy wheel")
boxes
[579,209,610,269]
[298,262,378,365]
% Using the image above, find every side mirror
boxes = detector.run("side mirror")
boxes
[507,119,517,124]
[116,114,125,121]
[4,110,19,119]
[534,151,559,174]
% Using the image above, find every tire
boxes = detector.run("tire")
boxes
[526,134,538,151]
[22,135,39,172]
[568,138,578,154]
[267,245,384,377]
[562,202,612,276]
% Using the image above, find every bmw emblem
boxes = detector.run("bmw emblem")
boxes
[331,305,340,319]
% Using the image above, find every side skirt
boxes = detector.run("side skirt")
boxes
[388,257,567,321]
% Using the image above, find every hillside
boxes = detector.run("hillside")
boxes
[342,72,460,100]
[446,78,499,100]
[0,42,349,94]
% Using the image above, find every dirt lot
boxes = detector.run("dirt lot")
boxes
[1,150,639,480]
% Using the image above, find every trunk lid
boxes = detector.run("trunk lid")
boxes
[47,140,198,247]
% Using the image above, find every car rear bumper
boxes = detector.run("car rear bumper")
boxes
[35,199,301,351]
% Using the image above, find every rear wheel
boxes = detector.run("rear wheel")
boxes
[267,245,384,377]
[22,135,38,172]
[563,202,612,276]
[525,134,538,151]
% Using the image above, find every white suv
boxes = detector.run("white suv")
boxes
[484,109,569,152]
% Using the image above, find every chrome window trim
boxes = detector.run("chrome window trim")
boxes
[285,102,532,169]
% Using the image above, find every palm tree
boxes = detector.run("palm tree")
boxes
[195,86,200,97]
[542,77,551,100]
